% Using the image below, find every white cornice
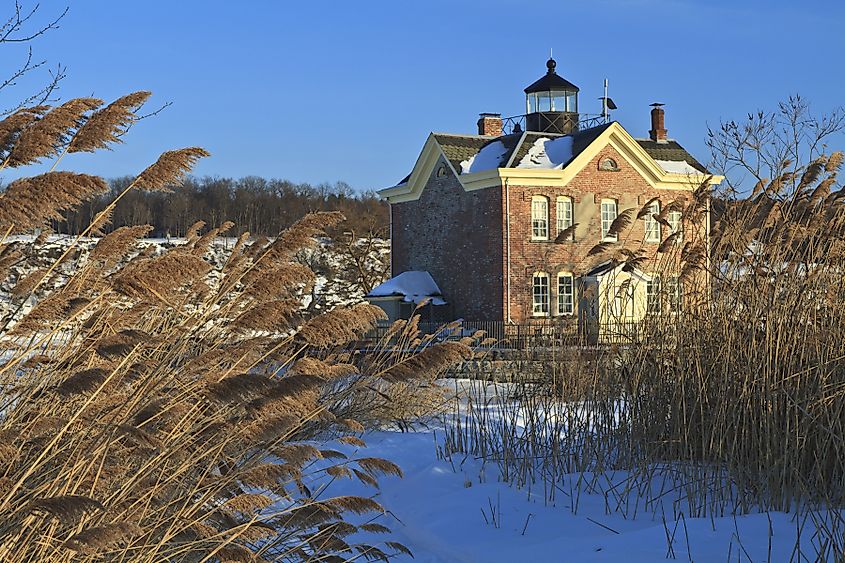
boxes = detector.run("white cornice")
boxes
[379,123,723,203]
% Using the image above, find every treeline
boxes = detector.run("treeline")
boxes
[54,176,389,237]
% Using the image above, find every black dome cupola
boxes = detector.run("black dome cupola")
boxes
[524,57,580,134]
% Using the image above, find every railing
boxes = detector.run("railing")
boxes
[362,319,652,350]
[500,113,608,136]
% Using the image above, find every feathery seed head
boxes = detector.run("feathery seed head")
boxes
[69,91,152,153]
[135,147,210,192]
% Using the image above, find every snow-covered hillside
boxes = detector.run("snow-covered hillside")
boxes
[0,234,389,320]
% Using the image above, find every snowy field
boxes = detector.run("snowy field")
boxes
[333,431,806,562]
[324,382,837,562]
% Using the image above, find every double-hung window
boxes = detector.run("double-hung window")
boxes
[646,276,661,315]
[531,196,549,240]
[668,210,683,242]
[557,273,574,315]
[532,272,550,316]
[667,276,683,313]
[644,201,661,243]
[556,196,574,239]
[601,199,618,241]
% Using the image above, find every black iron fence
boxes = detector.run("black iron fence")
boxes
[363,319,651,350]
[500,113,608,136]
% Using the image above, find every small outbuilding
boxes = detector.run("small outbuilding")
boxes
[365,271,448,323]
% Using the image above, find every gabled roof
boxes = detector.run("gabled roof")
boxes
[380,121,723,204]
[397,123,650,184]
[428,123,615,179]
[635,139,707,173]
[433,133,496,172]
[506,123,614,168]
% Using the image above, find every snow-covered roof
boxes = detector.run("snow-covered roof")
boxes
[655,159,703,175]
[382,124,712,202]
[453,125,615,176]
[366,271,447,305]
[460,141,508,174]
[517,136,574,169]
[459,135,576,173]
[459,136,705,176]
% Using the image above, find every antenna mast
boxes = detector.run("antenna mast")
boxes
[603,79,609,123]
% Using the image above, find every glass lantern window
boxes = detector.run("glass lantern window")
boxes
[527,91,577,113]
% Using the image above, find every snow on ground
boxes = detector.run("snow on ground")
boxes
[322,381,835,562]
[655,159,703,175]
[333,430,809,562]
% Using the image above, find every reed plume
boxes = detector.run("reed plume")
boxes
[134,147,210,192]
[0,90,461,562]
[0,172,108,231]
[68,91,151,153]
[7,97,102,167]
[63,522,143,554]
[0,105,49,157]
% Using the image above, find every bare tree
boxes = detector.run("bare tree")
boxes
[707,95,845,202]
[0,2,67,114]
[337,229,390,295]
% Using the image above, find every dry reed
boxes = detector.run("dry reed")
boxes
[441,98,845,561]
[0,92,469,561]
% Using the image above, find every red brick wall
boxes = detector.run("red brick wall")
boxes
[477,116,503,136]
[390,146,699,324]
[504,146,692,322]
[391,158,504,321]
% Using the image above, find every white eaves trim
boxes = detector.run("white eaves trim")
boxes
[379,123,723,203]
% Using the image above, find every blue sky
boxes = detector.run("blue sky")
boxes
[4,0,844,191]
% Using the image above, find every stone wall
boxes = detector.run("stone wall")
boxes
[391,157,504,321]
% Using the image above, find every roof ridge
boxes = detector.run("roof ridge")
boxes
[634,137,679,142]
[504,131,529,168]
[432,132,494,139]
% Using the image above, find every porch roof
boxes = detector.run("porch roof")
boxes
[366,271,447,306]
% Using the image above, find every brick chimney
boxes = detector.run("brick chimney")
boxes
[649,103,668,142]
[477,113,503,136]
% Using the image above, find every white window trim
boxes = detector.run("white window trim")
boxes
[646,275,662,315]
[667,275,683,313]
[645,201,661,243]
[532,271,550,316]
[556,196,574,240]
[601,199,618,242]
[531,196,549,241]
[668,210,683,242]
[557,272,575,315]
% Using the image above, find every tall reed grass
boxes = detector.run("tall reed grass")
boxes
[442,98,845,561]
[0,94,470,561]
